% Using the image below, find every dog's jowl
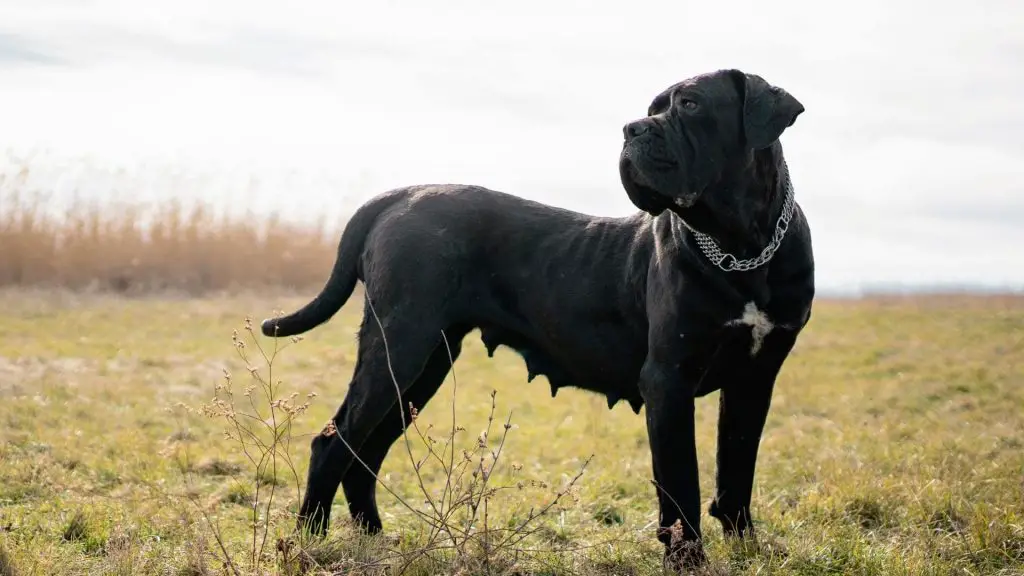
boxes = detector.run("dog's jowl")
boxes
[262,68,814,571]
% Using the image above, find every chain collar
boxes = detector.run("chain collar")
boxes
[681,159,796,273]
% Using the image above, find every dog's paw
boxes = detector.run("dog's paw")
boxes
[709,501,754,538]
[663,539,708,573]
[658,519,708,574]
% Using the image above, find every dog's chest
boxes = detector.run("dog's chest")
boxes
[725,301,775,356]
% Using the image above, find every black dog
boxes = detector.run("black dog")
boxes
[262,68,814,571]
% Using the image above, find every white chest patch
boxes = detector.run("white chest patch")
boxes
[727,301,775,356]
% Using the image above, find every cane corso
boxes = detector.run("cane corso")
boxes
[261,68,814,570]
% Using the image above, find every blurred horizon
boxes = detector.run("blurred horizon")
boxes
[1,0,1022,296]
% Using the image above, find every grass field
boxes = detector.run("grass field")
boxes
[0,287,1022,575]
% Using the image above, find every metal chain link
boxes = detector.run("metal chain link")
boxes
[685,159,796,273]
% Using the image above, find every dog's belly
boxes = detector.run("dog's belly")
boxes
[476,318,648,413]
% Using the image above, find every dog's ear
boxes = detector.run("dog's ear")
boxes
[736,72,804,150]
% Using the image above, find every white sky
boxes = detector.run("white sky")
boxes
[1,0,1022,294]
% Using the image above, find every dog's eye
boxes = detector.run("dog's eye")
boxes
[679,99,698,111]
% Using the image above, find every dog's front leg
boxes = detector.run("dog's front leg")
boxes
[710,330,797,538]
[639,356,706,570]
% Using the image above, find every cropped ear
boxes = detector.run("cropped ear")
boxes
[736,72,804,150]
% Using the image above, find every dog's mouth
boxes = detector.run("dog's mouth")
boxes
[643,157,678,171]
[622,140,677,172]
[620,157,699,214]
[619,158,672,215]
[672,195,698,209]
[623,158,650,188]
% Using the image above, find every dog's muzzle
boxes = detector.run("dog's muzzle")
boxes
[620,117,700,210]
[623,119,652,140]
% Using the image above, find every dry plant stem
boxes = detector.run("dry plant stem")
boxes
[650,478,703,544]
[458,392,505,540]
[355,290,598,571]
[462,401,512,544]
[365,293,460,544]
[179,319,315,573]
[407,419,454,543]
[390,541,468,576]
[512,531,651,554]
[231,328,274,571]
[416,329,467,544]
[408,415,467,545]
[496,454,594,552]
[441,330,459,523]
[327,425,451,534]
[267,290,601,572]
[136,449,248,576]
[172,408,245,576]
[247,324,279,569]
[188,490,243,576]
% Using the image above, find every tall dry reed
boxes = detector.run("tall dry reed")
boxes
[0,188,342,295]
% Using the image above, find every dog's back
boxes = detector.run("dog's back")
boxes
[265,183,655,393]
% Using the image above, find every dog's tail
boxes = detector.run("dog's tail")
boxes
[260,191,405,338]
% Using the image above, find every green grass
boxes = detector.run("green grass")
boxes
[0,288,1022,575]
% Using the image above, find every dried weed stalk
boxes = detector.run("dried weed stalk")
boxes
[169,299,592,575]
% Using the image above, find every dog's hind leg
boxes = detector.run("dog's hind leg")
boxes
[296,301,451,536]
[340,326,468,534]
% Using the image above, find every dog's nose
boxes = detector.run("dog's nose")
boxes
[623,121,649,140]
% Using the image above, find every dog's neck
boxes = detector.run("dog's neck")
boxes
[671,142,790,264]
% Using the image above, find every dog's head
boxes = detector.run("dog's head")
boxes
[619,69,803,224]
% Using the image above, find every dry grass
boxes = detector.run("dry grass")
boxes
[0,287,1022,575]
[0,181,340,294]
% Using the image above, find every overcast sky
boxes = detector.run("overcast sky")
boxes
[1,0,1022,294]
